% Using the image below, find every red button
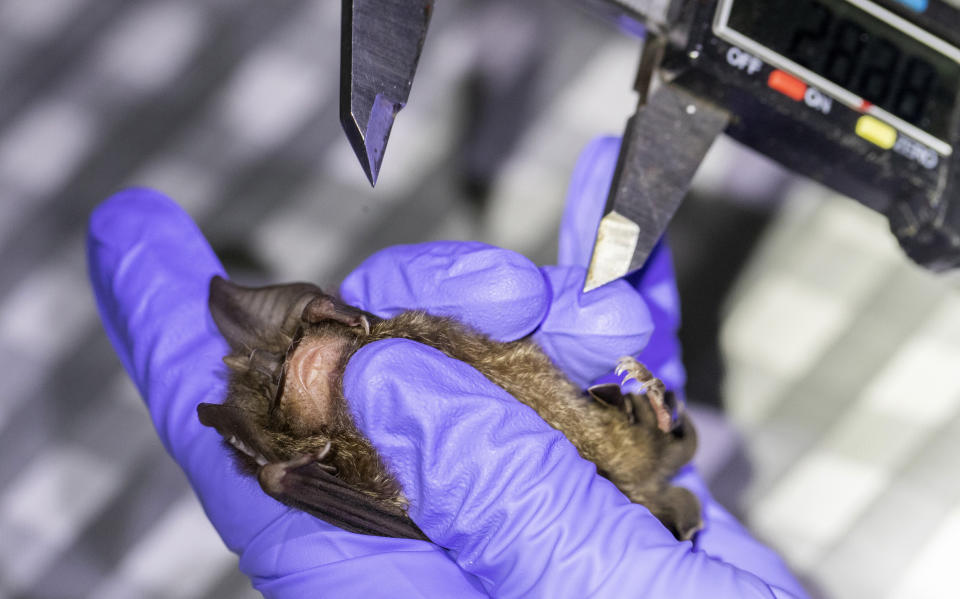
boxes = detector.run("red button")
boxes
[768,70,806,101]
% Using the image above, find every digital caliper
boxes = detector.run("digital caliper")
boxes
[583,0,960,289]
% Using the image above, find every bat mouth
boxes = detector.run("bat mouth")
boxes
[208,275,374,434]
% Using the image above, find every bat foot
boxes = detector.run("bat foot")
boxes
[614,356,677,433]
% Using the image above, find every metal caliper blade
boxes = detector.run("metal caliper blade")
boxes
[340,0,433,185]
[583,83,730,292]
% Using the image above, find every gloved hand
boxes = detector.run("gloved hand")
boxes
[339,137,808,598]
[87,137,807,598]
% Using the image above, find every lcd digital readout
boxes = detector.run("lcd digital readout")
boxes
[725,0,959,141]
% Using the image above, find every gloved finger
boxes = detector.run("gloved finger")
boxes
[532,265,651,387]
[543,136,661,385]
[88,190,489,597]
[345,339,803,598]
[87,188,291,550]
[342,243,654,386]
[340,241,549,342]
[557,136,687,391]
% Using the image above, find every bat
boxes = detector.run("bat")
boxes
[197,276,702,543]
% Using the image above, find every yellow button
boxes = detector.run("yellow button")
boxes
[855,115,897,149]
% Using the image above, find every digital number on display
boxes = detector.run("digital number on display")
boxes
[714,0,960,146]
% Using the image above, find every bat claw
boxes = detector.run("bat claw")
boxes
[316,440,332,461]
[360,315,370,336]
[615,356,656,390]
[312,442,337,473]
[302,295,375,335]
[227,435,268,466]
[615,356,676,433]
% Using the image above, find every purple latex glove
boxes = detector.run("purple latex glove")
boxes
[88,138,807,598]
[346,341,807,597]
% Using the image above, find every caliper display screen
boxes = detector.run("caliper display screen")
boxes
[724,0,959,142]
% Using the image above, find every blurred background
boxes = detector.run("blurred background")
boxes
[0,0,958,597]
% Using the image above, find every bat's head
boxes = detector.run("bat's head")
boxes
[198,277,408,513]
[199,276,377,464]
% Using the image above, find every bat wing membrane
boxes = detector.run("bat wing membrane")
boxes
[258,459,430,541]
[199,402,429,541]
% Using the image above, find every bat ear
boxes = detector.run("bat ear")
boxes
[587,383,638,425]
[587,383,626,408]
[208,276,322,352]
